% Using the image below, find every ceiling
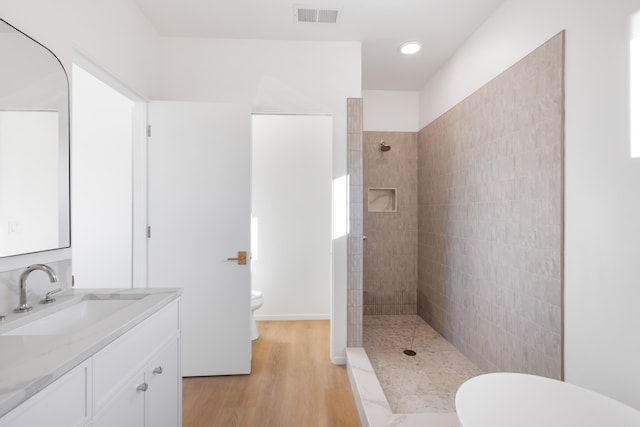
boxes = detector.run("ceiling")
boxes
[132,0,505,91]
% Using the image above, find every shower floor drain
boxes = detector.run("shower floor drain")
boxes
[403,349,417,356]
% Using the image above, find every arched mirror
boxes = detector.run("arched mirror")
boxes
[0,19,70,257]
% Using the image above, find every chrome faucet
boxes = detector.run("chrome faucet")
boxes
[15,264,57,313]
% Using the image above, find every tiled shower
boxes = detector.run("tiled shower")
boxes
[363,131,417,315]
[347,30,564,405]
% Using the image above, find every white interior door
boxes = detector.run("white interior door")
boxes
[148,101,251,376]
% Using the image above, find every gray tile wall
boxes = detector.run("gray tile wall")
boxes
[363,132,418,315]
[416,33,564,379]
[347,98,364,347]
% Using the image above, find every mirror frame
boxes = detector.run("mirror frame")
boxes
[0,18,71,258]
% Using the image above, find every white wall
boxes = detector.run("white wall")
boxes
[0,0,158,97]
[0,0,158,279]
[153,37,361,363]
[71,64,134,288]
[418,0,640,409]
[362,90,419,132]
[252,115,332,320]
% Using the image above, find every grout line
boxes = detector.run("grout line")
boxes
[408,314,419,350]
[392,315,420,412]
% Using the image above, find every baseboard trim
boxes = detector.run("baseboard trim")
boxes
[254,314,330,321]
[331,355,346,365]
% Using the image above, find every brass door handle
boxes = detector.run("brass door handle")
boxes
[227,251,247,265]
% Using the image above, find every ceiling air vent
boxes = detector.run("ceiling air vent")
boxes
[317,9,339,23]
[294,6,340,24]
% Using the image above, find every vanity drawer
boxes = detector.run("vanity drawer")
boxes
[92,299,179,412]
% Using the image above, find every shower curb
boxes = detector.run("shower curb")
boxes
[345,347,462,427]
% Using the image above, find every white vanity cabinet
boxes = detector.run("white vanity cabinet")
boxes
[94,298,181,427]
[0,296,181,427]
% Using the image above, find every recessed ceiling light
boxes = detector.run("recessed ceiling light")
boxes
[400,41,421,55]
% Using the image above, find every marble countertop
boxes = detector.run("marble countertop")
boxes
[0,288,182,418]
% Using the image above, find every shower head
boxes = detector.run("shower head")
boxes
[380,141,391,152]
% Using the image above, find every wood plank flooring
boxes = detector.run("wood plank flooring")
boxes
[182,320,362,427]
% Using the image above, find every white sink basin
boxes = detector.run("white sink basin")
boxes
[4,297,143,336]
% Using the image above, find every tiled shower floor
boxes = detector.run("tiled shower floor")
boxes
[363,315,484,414]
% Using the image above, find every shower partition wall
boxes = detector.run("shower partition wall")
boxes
[347,98,364,347]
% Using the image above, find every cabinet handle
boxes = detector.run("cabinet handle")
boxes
[153,366,163,375]
[136,383,149,392]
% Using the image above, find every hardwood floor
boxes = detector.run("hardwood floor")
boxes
[182,320,362,427]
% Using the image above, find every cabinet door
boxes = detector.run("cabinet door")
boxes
[0,361,90,427]
[93,371,146,427]
[148,337,181,427]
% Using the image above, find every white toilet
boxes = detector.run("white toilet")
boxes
[250,290,264,340]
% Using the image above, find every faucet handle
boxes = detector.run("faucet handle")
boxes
[41,288,62,304]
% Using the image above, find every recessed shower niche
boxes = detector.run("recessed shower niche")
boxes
[367,188,397,212]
